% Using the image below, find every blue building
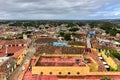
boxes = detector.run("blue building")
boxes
[89,30,95,38]
[53,42,68,46]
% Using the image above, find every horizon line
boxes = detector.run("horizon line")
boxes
[0,18,120,21]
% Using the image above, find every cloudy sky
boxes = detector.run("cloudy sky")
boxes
[0,0,120,20]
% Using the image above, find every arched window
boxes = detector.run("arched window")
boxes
[40,72,43,75]
[77,72,80,75]
[59,72,62,75]
[68,72,71,75]
[49,72,52,75]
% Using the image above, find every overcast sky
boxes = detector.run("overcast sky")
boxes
[0,0,120,20]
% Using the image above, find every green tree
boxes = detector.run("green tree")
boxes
[64,34,71,41]
[69,28,79,32]
[60,32,65,36]
[101,77,113,80]
[110,50,120,60]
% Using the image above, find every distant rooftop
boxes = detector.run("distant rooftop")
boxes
[68,41,86,46]
[0,46,26,57]
[0,39,27,45]
[35,46,84,56]
[35,37,57,43]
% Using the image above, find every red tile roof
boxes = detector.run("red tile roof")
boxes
[23,70,58,80]
[35,38,57,43]
[0,40,6,45]
[0,46,26,57]
[13,47,26,58]
[35,46,84,56]
[84,50,107,72]
[37,56,86,66]
[0,39,27,46]
[68,41,86,46]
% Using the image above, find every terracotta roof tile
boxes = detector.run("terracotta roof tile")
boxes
[35,46,84,56]
[68,41,86,46]
[0,46,26,57]
[35,38,57,43]
[0,39,27,46]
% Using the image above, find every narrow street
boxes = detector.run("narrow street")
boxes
[86,37,92,48]
[9,44,36,80]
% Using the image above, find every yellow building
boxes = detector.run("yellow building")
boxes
[99,49,118,70]
[68,41,86,48]
[86,57,98,72]
[32,54,98,76]
[14,47,28,65]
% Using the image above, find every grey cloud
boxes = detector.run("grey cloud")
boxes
[0,0,120,19]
